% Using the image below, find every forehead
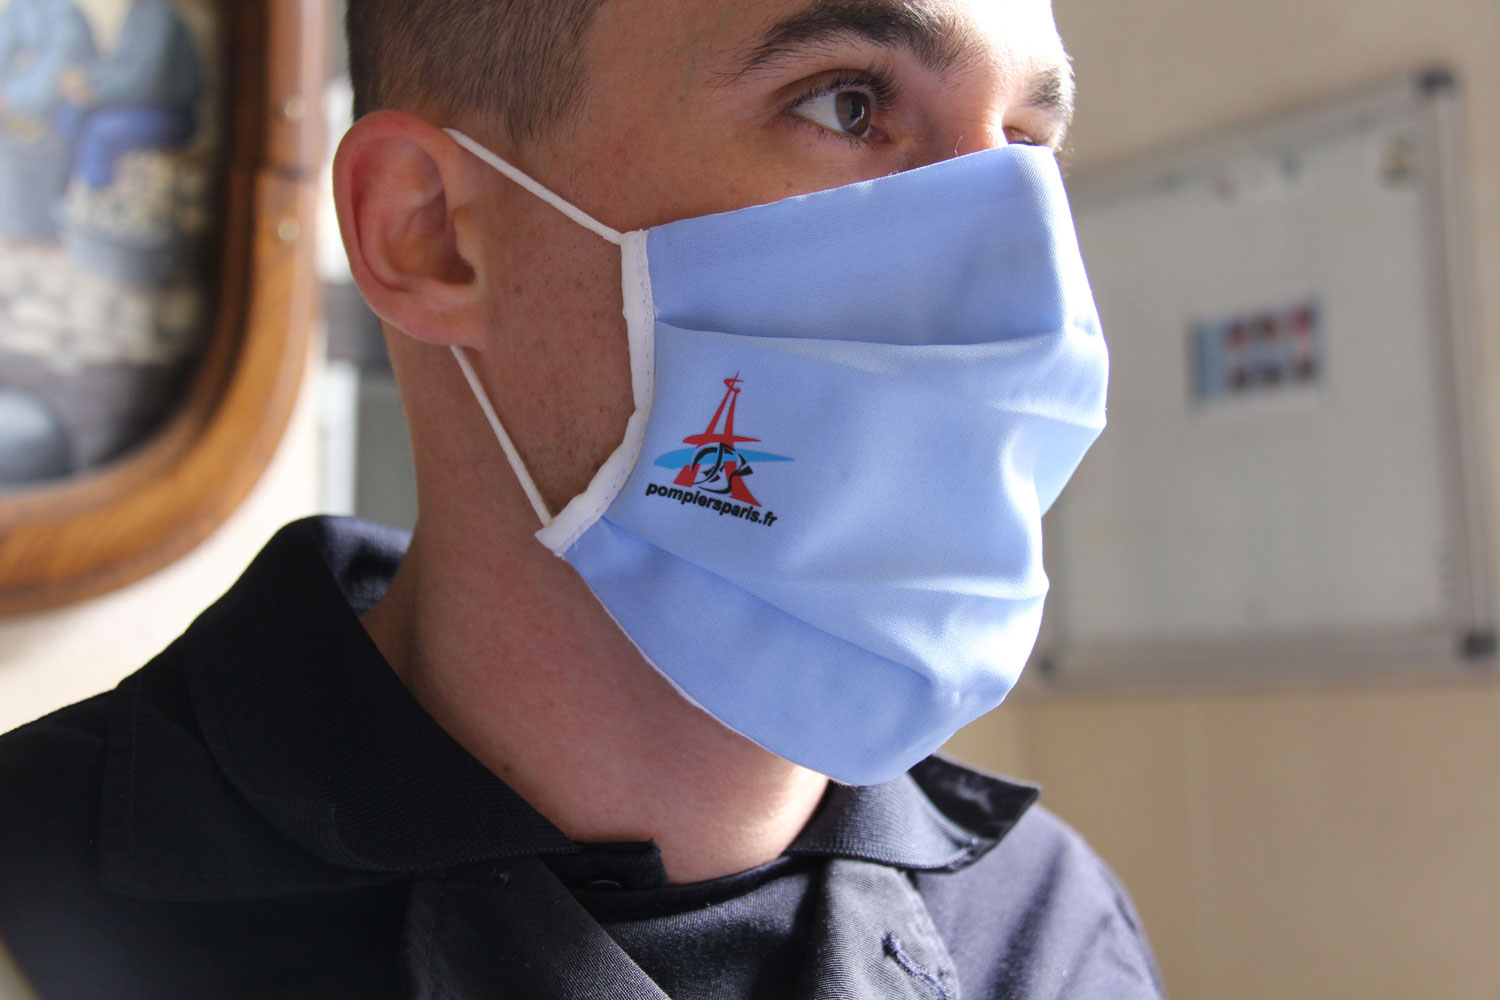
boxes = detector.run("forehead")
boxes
[610,0,1067,79]
[955,0,1067,68]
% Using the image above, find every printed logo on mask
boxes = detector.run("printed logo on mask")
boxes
[646,374,791,527]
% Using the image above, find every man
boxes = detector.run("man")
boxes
[0,1,1162,997]
[56,0,203,190]
[0,0,94,120]
[0,0,94,241]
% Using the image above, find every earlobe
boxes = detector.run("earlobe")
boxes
[333,111,486,347]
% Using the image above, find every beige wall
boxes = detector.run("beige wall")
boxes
[0,359,322,735]
[944,2,1500,998]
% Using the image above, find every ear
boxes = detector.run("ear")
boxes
[333,111,492,347]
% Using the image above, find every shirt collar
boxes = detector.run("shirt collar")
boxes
[101,517,1037,899]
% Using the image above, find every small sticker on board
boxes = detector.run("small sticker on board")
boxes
[1192,299,1323,404]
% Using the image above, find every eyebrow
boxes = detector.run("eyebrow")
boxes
[1025,64,1075,128]
[734,0,975,76]
[728,0,1075,128]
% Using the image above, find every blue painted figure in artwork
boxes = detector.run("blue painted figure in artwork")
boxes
[0,0,96,119]
[0,0,95,240]
[55,0,202,189]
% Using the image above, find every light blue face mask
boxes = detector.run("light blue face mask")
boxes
[445,129,1107,786]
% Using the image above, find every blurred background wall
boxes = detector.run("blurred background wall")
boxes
[0,1,1496,998]
[946,2,1500,998]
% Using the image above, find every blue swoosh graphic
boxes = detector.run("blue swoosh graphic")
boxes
[653,449,794,469]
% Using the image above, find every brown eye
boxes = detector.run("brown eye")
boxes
[836,91,871,136]
[793,88,876,139]
[1004,126,1044,147]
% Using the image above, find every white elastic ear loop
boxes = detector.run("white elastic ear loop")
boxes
[441,129,629,530]
[443,128,623,246]
[451,344,553,528]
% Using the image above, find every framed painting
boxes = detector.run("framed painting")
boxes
[0,0,324,613]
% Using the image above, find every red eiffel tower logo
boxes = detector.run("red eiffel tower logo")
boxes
[674,374,762,505]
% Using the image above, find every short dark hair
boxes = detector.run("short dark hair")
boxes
[346,0,610,141]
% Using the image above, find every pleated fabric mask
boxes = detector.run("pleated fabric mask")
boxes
[445,129,1107,785]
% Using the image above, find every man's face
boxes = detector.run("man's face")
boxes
[451,0,1072,510]
[544,0,1072,227]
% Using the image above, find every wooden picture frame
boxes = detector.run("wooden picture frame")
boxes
[0,0,325,614]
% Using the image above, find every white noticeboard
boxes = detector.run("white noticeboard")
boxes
[1040,70,1494,684]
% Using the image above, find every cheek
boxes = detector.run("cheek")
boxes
[502,244,633,507]
[595,130,909,228]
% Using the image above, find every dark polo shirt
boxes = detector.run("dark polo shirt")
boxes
[0,518,1162,999]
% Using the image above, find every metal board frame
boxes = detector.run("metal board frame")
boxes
[1036,68,1495,688]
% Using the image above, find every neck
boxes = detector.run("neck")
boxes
[361,513,829,885]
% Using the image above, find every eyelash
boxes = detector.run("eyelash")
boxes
[784,66,901,145]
